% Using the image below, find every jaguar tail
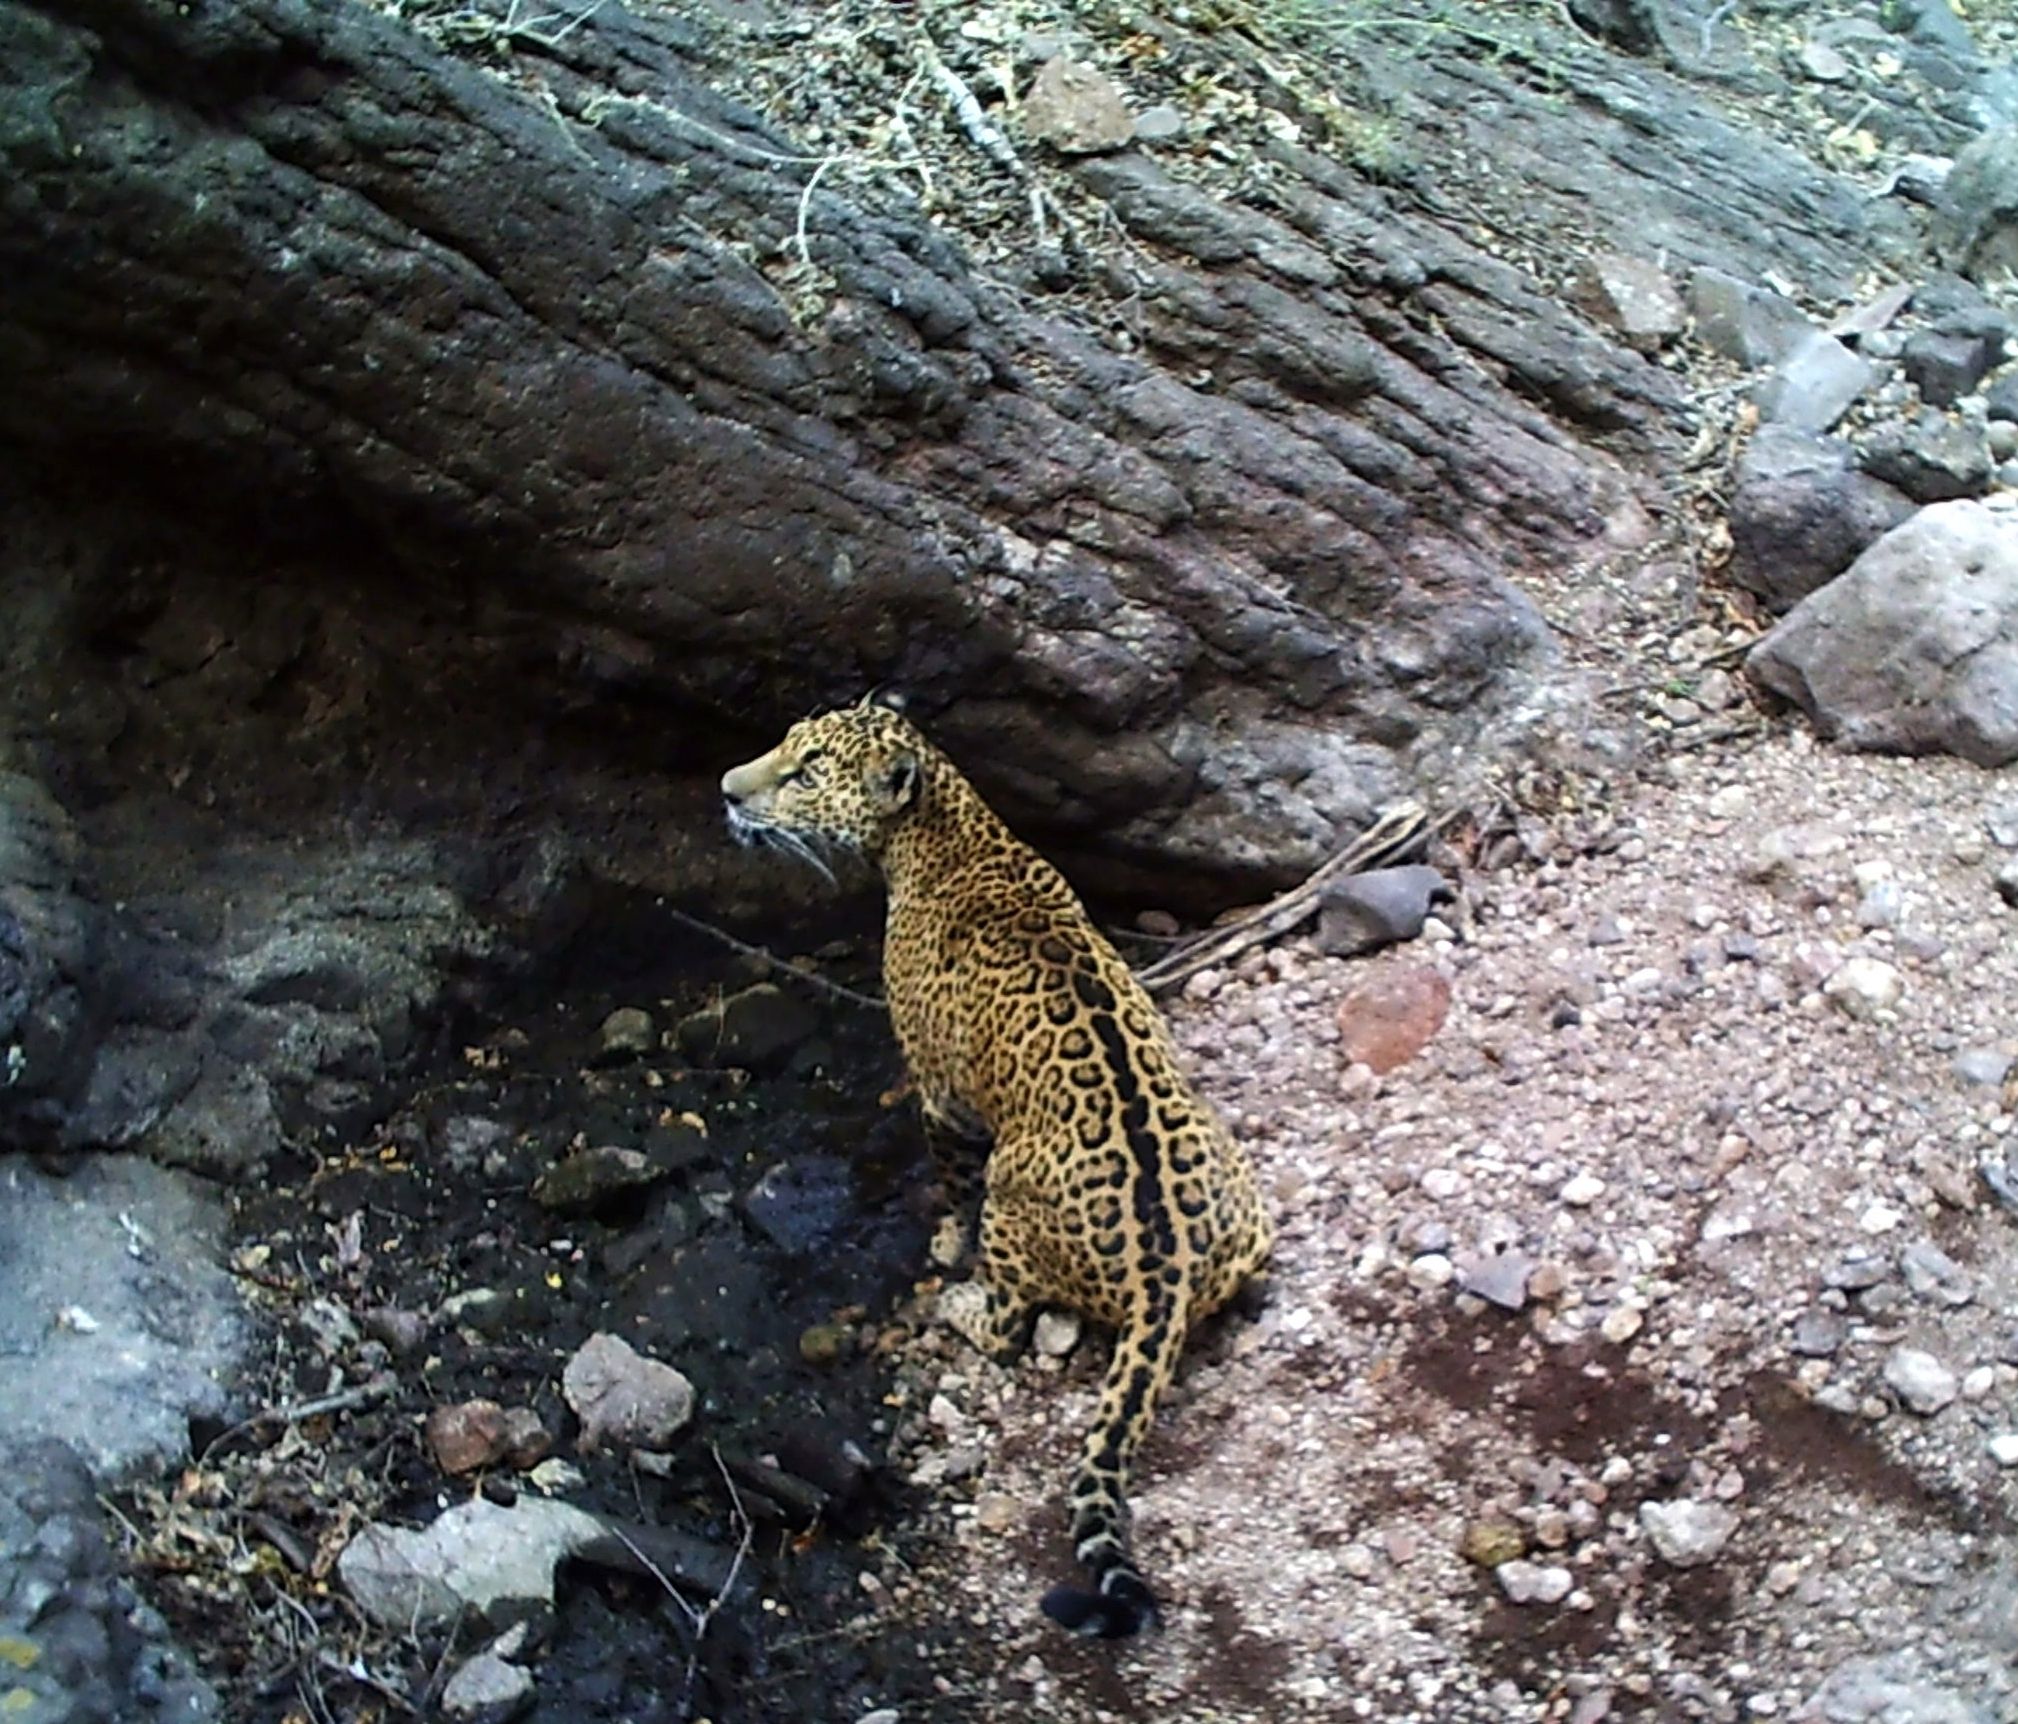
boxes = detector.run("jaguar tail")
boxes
[1039,1280,1190,1638]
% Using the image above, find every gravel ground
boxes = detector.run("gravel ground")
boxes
[869,730,2018,1724]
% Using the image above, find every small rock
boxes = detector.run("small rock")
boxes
[1496,1559,1574,1605]
[1859,416,1992,503]
[1790,1308,1849,1358]
[1756,334,1878,434]
[1460,1519,1526,1568]
[1824,1253,1891,1292]
[1824,958,1904,1020]
[1856,881,1904,928]
[1408,1252,1455,1289]
[1988,1434,2018,1467]
[1901,325,2004,408]
[1961,1366,1993,1400]
[1883,1346,1958,1414]
[1020,57,1135,155]
[362,1306,432,1356]
[1689,267,1813,368]
[1727,426,1913,611]
[1797,39,1850,81]
[856,1710,903,1724]
[1601,1305,1645,1345]
[532,1144,660,1214]
[742,1156,854,1255]
[974,1495,1018,1533]
[1457,1246,1534,1312]
[798,1323,848,1366]
[596,1007,656,1062]
[1569,253,1685,354]
[1639,1499,1738,1567]
[428,1400,515,1476]
[1316,866,1450,956]
[1132,104,1185,142]
[442,1649,534,1724]
[675,983,819,1072]
[562,1333,695,1452]
[1997,858,2018,908]
[1334,964,1452,1073]
[1900,1241,1973,1306]
[1034,1310,1082,1357]
[1560,1173,1605,1207]
[339,1497,610,1629]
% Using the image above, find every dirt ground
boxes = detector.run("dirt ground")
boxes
[880,726,2018,1723]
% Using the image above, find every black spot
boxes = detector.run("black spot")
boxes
[1072,970,1119,1014]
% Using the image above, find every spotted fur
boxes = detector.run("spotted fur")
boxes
[722,695,1272,1637]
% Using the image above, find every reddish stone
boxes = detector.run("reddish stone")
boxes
[425,1399,512,1475]
[1334,964,1452,1074]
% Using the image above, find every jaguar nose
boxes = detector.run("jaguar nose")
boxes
[720,772,745,807]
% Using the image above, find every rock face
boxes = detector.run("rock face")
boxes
[0,1155,247,1476]
[1748,501,2018,768]
[0,0,1925,1167]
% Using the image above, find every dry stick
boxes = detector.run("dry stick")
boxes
[664,908,885,1010]
[199,1374,398,1464]
[1135,802,1438,996]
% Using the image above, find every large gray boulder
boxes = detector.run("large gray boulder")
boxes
[1747,500,2018,766]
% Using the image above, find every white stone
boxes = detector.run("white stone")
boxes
[1962,1366,1995,1401]
[1824,957,1904,1020]
[1408,1252,1455,1288]
[442,1650,534,1722]
[1639,1499,1738,1567]
[1987,1434,2018,1467]
[1560,1173,1606,1207]
[1601,1305,1645,1345]
[1495,1559,1574,1604]
[1883,1346,1958,1415]
[1034,1310,1082,1358]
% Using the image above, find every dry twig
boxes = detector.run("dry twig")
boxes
[1136,802,1439,996]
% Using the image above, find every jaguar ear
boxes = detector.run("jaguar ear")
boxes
[862,685,909,714]
[871,750,921,816]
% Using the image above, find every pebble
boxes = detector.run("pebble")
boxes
[1824,957,1904,1020]
[1408,1252,1455,1289]
[1899,1242,1973,1307]
[1421,1168,1464,1200]
[1639,1499,1738,1567]
[1496,1560,1574,1605]
[1334,964,1453,1073]
[1601,1306,1645,1345]
[1561,1173,1606,1207]
[856,1711,903,1724]
[1790,1308,1848,1357]
[1457,1247,1534,1312]
[1461,1519,1526,1567]
[596,1006,656,1060]
[442,1648,534,1722]
[1988,1434,2018,1467]
[1882,1346,1958,1415]
[1033,1311,1082,1357]
[1961,1366,1994,1401]
[1954,1047,2013,1087]
[974,1495,1018,1533]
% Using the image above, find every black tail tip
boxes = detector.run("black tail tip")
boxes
[1040,1575,1161,1639]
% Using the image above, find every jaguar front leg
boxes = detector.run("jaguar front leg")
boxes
[922,1104,991,1269]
